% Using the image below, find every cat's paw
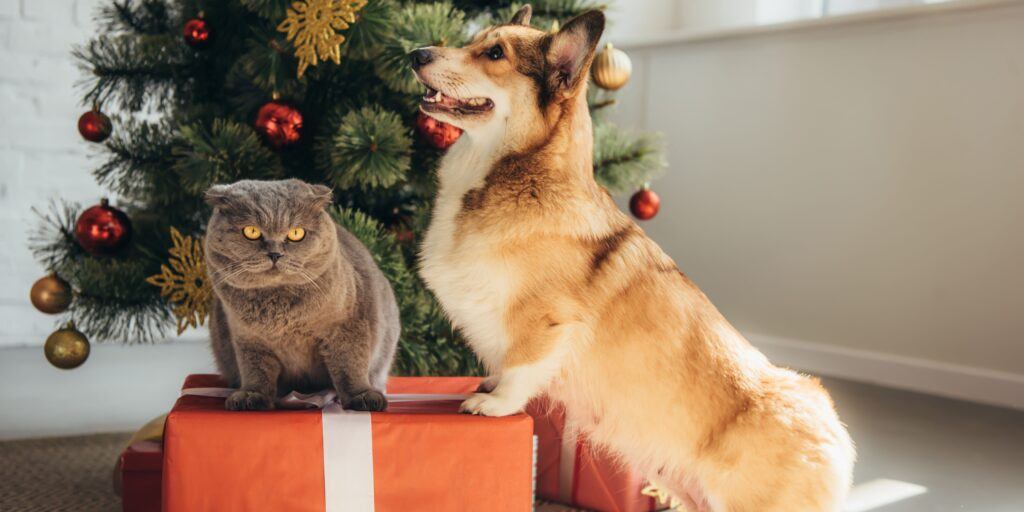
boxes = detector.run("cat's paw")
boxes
[225,390,274,411]
[344,389,387,412]
[460,392,523,417]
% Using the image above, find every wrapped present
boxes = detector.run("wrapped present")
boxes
[115,413,167,512]
[163,374,534,512]
[119,439,163,512]
[527,397,661,512]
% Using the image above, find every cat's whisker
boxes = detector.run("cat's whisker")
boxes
[210,260,248,277]
[211,266,245,286]
[212,263,258,287]
[293,266,324,295]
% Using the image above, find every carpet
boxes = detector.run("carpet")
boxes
[0,432,586,511]
[0,433,129,511]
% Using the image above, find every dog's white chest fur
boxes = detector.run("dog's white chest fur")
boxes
[420,135,513,369]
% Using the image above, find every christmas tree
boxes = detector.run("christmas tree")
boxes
[29,0,665,375]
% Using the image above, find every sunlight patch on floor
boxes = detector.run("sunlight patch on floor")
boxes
[844,478,928,512]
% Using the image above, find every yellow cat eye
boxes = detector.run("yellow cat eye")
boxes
[287,227,306,242]
[242,226,262,240]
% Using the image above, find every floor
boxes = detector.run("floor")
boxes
[0,377,1022,511]
[0,432,127,511]
[825,378,1024,512]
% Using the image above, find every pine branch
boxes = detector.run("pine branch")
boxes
[319,106,412,190]
[343,0,398,61]
[74,34,188,111]
[587,86,618,114]
[173,119,285,194]
[99,0,174,35]
[374,2,467,94]
[94,118,179,205]
[63,258,172,343]
[226,37,304,105]
[593,121,667,193]
[29,201,83,273]
[240,0,290,20]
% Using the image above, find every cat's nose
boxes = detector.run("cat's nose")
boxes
[267,252,282,263]
[409,48,434,70]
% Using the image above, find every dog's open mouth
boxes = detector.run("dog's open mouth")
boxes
[420,87,494,115]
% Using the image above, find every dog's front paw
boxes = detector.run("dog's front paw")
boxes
[345,389,388,412]
[225,390,274,411]
[460,392,523,417]
[475,375,500,393]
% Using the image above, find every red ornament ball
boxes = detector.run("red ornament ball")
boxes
[629,187,660,220]
[255,101,303,149]
[75,199,132,256]
[77,110,111,143]
[416,112,462,150]
[394,228,414,244]
[183,18,212,48]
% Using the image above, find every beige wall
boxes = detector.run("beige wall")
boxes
[611,2,1024,376]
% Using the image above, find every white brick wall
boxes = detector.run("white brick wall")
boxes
[0,0,108,348]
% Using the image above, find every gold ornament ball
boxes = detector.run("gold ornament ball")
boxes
[30,274,73,314]
[591,42,632,91]
[44,325,90,369]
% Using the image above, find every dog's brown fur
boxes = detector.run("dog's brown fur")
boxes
[415,7,855,510]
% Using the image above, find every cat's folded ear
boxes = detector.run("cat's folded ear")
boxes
[205,184,235,210]
[307,183,334,210]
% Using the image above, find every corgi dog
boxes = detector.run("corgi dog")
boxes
[413,6,855,511]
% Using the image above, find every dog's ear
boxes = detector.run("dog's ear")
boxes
[545,10,605,99]
[509,5,532,26]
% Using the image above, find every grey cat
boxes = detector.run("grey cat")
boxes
[204,179,400,412]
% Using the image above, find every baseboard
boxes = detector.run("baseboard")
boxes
[747,333,1024,411]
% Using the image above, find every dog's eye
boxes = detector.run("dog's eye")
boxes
[486,44,504,60]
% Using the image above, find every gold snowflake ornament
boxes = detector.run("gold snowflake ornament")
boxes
[146,227,213,335]
[277,0,367,79]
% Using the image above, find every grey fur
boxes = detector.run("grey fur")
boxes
[204,179,400,412]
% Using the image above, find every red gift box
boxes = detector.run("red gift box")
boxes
[119,375,661,512]
[162,374,534,512]
[119,440,163,512]
[528,397,661,512]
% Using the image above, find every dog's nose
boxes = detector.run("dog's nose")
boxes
[409,48,434,70]
[267,252,282,263]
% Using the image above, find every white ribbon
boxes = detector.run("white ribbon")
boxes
[322,401,374,512]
